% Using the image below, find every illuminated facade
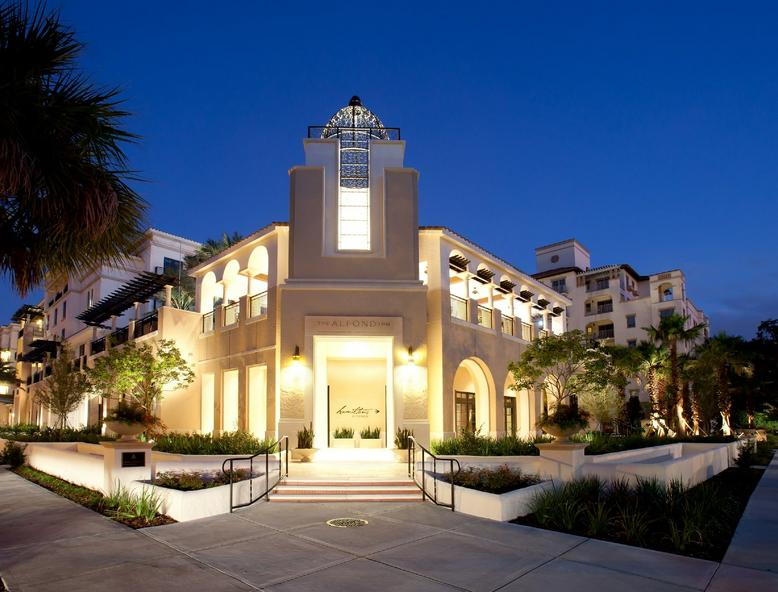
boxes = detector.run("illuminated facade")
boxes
[5,99,570,447]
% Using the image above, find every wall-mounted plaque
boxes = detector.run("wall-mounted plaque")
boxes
[121,451,146,468]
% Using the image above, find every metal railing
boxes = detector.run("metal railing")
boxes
[585,303,613,316]
[202,311,215,333]
[521,322,533,341]
[477,306,493,329]
[537,329,549,339]
[407,436,461,511]
[250,291,268,318]
[111,326,129,346]
[307,125,401,140]
[222,436,289,512]
[134,311,158,338]
[90,336,106,355]
[597,328,615,339]
[501,315,514,336]
[586,281,610,292]
[450,294,468,321]
[223,301,240,326]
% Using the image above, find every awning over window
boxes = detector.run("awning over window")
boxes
[76,271,179,327]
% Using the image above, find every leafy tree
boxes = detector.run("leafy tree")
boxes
[692,333,752,435]
[509,331,621,429]
[89,339,194,426]
[33,347,89,428]
[645,314,706,435]
[0,3,146,294]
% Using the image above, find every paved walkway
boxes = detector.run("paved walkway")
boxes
[1,464,776,592]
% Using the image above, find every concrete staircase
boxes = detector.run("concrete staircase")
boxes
[268,478,422,503]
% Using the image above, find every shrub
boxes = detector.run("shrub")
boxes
[0,424,110,443]
[333,427,354,438]
[394,427,413,449]
[360,426,381,439]
[297,423,314,449]
[152,431,277,455]
[447,464,542,494]
[106,400,148,424]
[105,484,162,525]
[431,430,547,456]
[538,404,589,431]
[1,440,26,467]
[572,432,736,455]
[154,469,252,491]
[521,470,761,560]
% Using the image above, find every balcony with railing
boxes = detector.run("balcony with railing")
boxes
[90,336,106,355]
[501,314,514,336]
[111,326,129,346]
[250,291,268,318]
[223,301,240,327]
[536,329,549,339]
[450,294,468,322]
[477,306,493,329]
[585,301,614,316]
[597,326,615,339]
[202,311,215,333]
[521,322,533,341]
[586,279,610,293]
[134,311,158,338]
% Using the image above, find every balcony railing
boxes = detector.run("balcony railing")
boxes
[597,328,615,339]
[223,302,240,327]
[536,329,549,339]
[134,311,158,338]
[110,326,129,346]
[90,336,106,355]
[521,322,532,341]
[501,315,514,336]
[477,306,493,329]
[586,280,610,292]
[450,294,468,321]
[250,291,268,318]
[586,303,614,316]
[202,311,215,333]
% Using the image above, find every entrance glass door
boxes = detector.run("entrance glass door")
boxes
[455,391,476,433]
[504,396,516,436]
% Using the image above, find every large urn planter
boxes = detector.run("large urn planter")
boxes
[394,448,410,464]
[359,438,382,449]
[105,421,146,442]
[541,423,584,443]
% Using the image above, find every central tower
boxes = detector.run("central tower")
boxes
[288,96,419,281]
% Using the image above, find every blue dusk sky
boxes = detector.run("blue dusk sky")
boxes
[3,1,777,337]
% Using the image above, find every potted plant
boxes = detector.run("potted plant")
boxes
[359,426,381,448]
[393,427,413,462]
[104,400,148,442]
[332,427,355,448]
[293,422,317,462]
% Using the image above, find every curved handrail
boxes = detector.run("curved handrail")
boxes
[408,436,461,511]
[221,435,289,512]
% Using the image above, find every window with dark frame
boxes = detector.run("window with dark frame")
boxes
[455,391,476,433]
[504,396,517,435]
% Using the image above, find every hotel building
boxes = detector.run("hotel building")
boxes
[7,98,570,447]
[533,239,709,399]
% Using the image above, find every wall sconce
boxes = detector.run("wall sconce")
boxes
[407,346,415,364]
[292,345,301,361]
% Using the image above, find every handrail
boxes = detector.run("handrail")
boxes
[407,436,461,511]
[221,435,289,512]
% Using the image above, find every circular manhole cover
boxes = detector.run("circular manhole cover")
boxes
[326,518,368,528]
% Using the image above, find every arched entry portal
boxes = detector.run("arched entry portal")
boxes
[452,358,493,435]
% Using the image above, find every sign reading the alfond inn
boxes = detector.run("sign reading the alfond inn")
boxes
[306,316,402,336]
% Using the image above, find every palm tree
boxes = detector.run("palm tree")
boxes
[645,314,707,435]
[634,341,669,417]
[0,3,147,294]
[184,232,245,269]
[693,333,752,435]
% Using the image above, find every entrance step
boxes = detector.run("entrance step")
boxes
[269,478,422,503]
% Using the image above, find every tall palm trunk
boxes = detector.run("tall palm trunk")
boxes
[670,339,687,435]
[718,364,731,436]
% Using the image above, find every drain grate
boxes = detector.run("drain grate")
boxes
[326,518,368,528]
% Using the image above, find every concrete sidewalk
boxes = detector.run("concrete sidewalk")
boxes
[0,466,774,591]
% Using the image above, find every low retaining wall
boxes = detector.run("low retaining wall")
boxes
[22,442,105,492]
[582,441,741,487]
[127,470,280,522]
[425,474,554,521]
